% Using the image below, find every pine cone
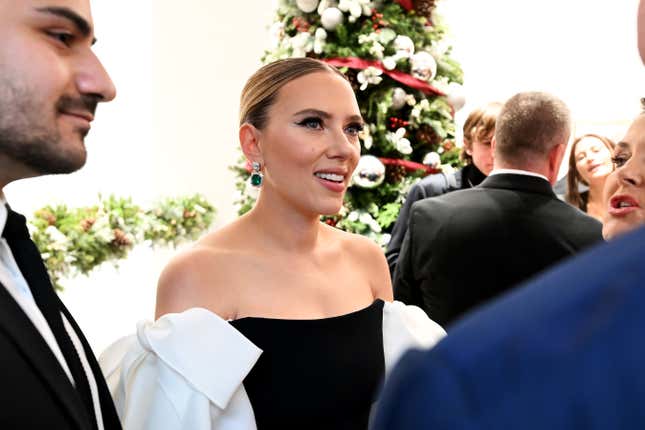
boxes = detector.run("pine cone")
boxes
[112,228,131,246]
[344,69,361,92]
[415,124,439,146]
[414,0,435,19]
[37,210,57,226]
[80,218,95,232]
[386,165,407,183]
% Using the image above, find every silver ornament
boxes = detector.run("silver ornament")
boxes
[410,51,437,82]
[352,155,386,188]
[296,0,319,13]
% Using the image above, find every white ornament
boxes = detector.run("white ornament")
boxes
[352,155,386,188]
[382,56,397,70]
[387,127,412,155]
[359,212,382,233]
[394,35,415,58]
[317,0,336,14]
[446,83,466,112]
[321,7,344,30]
[410,51,437,82]
[296,0,320,13]
[359,125,373,149]
[313,27,328,54]
[356,66,383,90]
[290,32,314,57]
[423,151,441,168]
[391,87,407,110]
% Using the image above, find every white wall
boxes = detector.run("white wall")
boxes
[438,0,645,147]
[4,0,644,353]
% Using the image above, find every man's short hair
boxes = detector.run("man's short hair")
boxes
[494,92,571,166]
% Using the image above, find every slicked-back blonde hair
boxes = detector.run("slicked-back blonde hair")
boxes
[239,58,346,129]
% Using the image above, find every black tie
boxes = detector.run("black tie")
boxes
[2,206,97,429]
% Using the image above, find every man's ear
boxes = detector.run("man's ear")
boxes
[547,142,566,184]
[239,123,263,163]
[490,136,497,153]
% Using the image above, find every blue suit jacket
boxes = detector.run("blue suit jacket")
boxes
[372,225,645,429]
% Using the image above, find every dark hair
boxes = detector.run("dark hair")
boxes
[565,134,615,211]
[239,58,346,129]
[494,92,571,166]
[460,102,503,164]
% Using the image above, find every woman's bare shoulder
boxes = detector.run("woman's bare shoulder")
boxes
[324,225,393,301]
[155,226,248,319]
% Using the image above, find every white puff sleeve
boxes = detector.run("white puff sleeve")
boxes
[381,301,446,373]
[99,308,262,430]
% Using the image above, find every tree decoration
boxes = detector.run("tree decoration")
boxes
[352,155,386,188]
[234,0,463,243]
[296,0,319,13]
[30,194,216,290]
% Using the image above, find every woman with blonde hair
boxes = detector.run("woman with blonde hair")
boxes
[100,58,445,430]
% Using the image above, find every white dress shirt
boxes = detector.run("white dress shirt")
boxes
[488,168,549,183]
[0,197,104,430]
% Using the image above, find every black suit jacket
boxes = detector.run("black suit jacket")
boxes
[393,173,603,327]
[0,281,121,429]
[386,169,461,276]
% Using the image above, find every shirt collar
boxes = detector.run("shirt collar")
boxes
[488,168,548,183]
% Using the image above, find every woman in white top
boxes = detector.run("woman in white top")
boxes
[100,58,445,430]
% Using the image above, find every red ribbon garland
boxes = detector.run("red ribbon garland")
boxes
[379,157,441,175]
[395,0,414,11]
[324,57,445,96]
[246,158,439,175]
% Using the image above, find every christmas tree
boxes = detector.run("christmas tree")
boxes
[232,0,463,245]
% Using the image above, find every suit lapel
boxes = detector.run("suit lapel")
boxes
[0,284,89,430]
[58,300,122,429]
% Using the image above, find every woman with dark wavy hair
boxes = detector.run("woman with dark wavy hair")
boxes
[566,133,615,221]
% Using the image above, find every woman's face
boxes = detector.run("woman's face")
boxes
[602,115,645,240]
[574,137,614,185]
[258,71,362,216]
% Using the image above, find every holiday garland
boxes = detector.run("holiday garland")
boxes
[232,0,463,244]
[30,194,216,290]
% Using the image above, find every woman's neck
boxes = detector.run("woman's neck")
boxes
[247,188,323,253]
[586,177,605,203]
[585,178,606,221]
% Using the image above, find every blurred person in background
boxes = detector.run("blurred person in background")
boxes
[565,133,615,221]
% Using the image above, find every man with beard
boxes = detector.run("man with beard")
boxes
[0,1,120,429]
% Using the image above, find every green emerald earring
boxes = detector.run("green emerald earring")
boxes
[250,161,263,187]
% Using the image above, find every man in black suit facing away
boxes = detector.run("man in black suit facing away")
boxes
[0,1,121,429]
[394,92,602,327]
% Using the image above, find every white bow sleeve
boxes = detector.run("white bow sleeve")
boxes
[382,301,446,373]
[99,308,262,430]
